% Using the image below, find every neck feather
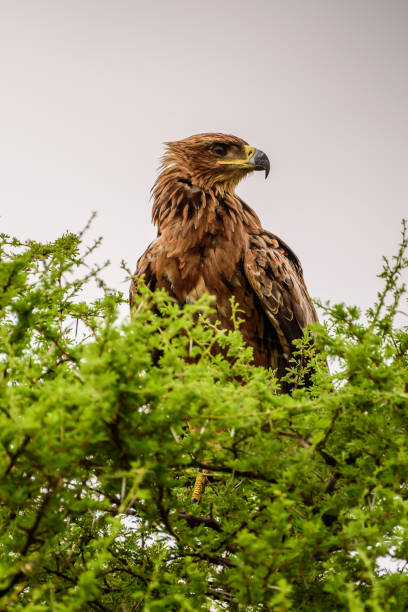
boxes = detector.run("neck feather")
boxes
[151,166,261,242]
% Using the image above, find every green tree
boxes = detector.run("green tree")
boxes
[0,220,407,611]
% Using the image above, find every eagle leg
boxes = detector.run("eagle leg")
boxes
[191,469,213,504]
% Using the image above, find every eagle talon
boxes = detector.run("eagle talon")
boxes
[191,470,212,504]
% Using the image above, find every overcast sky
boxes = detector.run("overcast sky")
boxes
[1,0,407,319]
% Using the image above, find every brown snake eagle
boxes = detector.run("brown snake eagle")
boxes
[130,133,318,389]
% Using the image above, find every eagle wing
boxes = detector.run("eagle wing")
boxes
[129,239,172,310]
[244,231,318,358]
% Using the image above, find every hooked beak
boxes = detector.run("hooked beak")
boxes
[217,145,270,179]
[249,147,270,179]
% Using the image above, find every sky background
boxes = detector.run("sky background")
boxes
[1,0,407,319]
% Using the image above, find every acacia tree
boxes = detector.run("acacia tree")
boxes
[0,221,407,611]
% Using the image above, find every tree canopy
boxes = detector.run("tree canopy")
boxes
[0,221,407,611]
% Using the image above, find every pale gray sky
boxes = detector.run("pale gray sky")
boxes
[1,0,407,316]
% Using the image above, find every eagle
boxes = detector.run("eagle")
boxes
[130,133,318,389]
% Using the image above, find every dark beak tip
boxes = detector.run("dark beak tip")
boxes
[253,149,270,180]
[263,155,271,180]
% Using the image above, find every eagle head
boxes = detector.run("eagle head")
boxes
[162,133,270,191]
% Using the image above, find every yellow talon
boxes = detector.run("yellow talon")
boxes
[191,470,212,504]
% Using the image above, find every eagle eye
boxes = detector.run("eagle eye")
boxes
[210,142,228,157]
